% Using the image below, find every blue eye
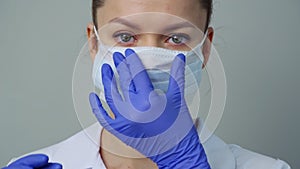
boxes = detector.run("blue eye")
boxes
[167,34,190,45]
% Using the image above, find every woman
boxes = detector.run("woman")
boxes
[3,0,291,168]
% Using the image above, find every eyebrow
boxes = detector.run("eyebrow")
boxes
[109,17,142,30]
[108,17,197,32]
[163,21,196,32]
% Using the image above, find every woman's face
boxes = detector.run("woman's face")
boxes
[87,0,213,67]
[86,0,214,158]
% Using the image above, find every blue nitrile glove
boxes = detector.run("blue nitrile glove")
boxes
[2,154,62,169]
[89,49,211,169]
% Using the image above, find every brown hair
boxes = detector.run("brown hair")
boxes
[92,0,212,30]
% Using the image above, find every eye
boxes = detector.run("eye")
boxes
[166,33,190,45]
[113,32,136,45]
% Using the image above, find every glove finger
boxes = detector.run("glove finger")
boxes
[2,166,32,169]
[9,154,49,168]
[40,163,62,169]
[167,54,186,98]
[101,63,123,102]
[113,52,135,100]
[125,49,154,95]
[101,64,125,119]
[89,92,115,124]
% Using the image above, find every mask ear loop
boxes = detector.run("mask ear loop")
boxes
[93,26,100,41]
[199,31,208,47]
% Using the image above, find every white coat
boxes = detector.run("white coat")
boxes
[9,123,291,169]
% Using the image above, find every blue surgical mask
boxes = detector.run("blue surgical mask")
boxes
[92,27,206,103]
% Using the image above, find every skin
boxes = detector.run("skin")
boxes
[86,0,214,168]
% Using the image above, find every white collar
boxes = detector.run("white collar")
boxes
[81,123,236,169]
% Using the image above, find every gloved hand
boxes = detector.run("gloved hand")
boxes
[89,49,211,168]
[2,154,62,169]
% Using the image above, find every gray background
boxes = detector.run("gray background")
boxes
[0,0,299,168]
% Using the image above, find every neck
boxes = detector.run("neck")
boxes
[100,128,158,169]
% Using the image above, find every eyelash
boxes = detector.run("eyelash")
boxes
[166,33,190,46]
[112,32,190,47]
[113,32,137,46]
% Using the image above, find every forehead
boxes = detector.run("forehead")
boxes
[97,0,207,31]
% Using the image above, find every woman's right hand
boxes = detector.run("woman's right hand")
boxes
[89,49,211,168]
[2,154,62,169]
